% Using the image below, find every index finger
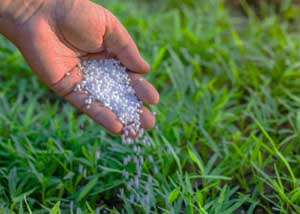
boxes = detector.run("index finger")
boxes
[103,10,150,74]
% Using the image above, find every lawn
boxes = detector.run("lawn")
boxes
[1,0,300,213]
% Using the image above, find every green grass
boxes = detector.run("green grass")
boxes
[1,0,300,213]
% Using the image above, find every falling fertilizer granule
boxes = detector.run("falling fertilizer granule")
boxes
[75,59,155,208]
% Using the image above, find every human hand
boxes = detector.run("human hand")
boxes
[0,0,159,135]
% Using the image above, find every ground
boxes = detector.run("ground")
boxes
[0,0,300,213]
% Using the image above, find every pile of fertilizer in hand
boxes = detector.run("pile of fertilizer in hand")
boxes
[75,59,156,206]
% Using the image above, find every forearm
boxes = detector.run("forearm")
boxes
[0,0,45,24]
[0,0,47,45]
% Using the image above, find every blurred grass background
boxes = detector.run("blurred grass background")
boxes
[1,0,300,213]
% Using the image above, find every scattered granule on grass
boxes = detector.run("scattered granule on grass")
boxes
[75,59,156,208]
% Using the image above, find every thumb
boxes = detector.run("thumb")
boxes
[103,11,150,73]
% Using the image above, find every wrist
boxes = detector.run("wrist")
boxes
[0,0,46,24]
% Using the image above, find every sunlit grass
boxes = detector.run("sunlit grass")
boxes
[0,0,300,213]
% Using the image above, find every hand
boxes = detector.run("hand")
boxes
[0,0,159,135]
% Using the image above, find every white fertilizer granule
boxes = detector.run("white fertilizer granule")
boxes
[75,59,143,142]
[75,59,155,208]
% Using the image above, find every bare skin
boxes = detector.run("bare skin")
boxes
[0,0,159,135]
